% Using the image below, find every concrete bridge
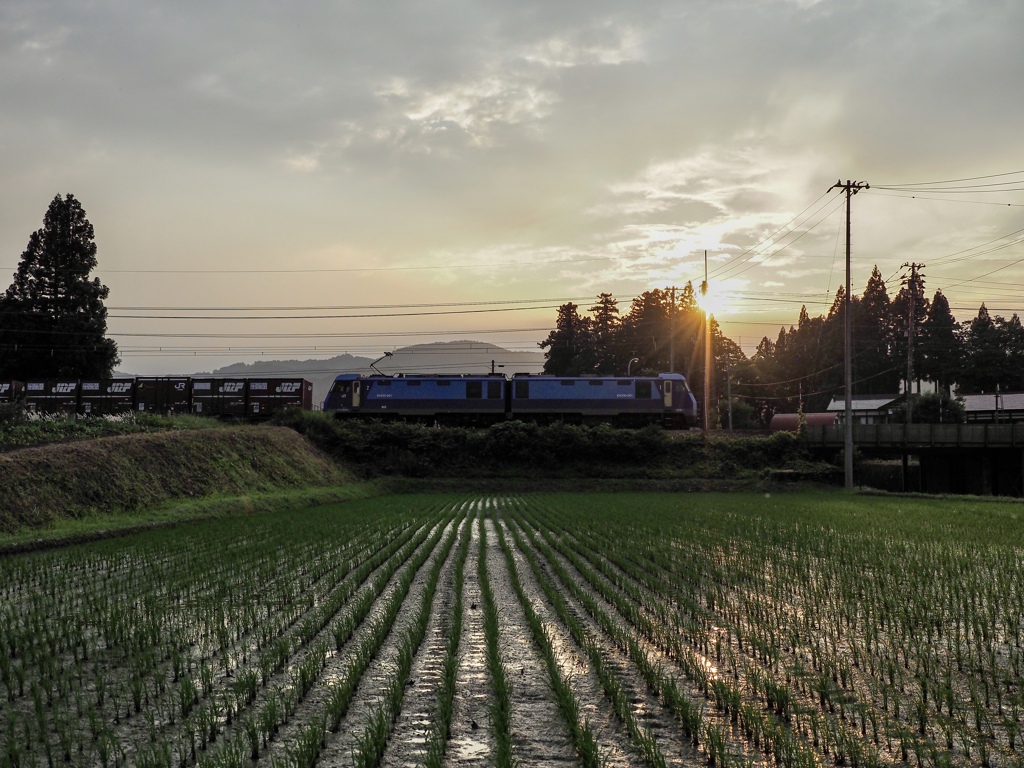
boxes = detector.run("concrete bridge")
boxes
[803,423,1024,496]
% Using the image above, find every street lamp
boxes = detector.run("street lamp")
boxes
[627,357,639,375]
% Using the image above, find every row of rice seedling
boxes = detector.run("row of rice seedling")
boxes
[346,510,469,768]
[536,497,889,767]
[492,517,603,768]
[0,497,457,767]
[477,509,514,768]
[512,497,819,767]
[505,503,709,746]
[503,506,672,768]
[422,505,473,768]
[146,514,432,763]
[198,507,459,768]
[526,492,1024,768]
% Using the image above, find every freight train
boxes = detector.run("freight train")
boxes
[0,377,313,418]
[323,372,699,428]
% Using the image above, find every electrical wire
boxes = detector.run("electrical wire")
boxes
[0,257,615,275]
[872,170,1024,187]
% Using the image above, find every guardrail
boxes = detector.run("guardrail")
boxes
[804,423,1024,449]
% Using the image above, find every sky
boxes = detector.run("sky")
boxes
[2,0,1022,375]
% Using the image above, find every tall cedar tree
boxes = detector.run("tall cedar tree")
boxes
[890,269,929,394]
[588,293,621,374]
[917,290,960,394]
[0,194,119,379]
[957,304,1022,393]
[539,302,595,375]
[855,266,900,394]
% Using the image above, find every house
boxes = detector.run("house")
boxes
[960,392,1024,423]
[825,395,900,424]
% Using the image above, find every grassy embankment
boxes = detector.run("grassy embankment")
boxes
[0,407,853,545]
[274,410,831,483]
[0,422,376,548]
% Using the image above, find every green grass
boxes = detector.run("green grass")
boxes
[0,482,384,553]
[0,426,358,534]
[0,410,227,451]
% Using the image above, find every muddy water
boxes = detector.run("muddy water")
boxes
[482,506,577,768]
[554,522,773,768]
[379,515,467,768]
[258,518,454,766]
[511,514,711,768]
[495,510,637,768]
[446,509,496,767]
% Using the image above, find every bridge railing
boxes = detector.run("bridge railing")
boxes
[804,422,1024,448]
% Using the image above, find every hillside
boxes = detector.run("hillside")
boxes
[0,427,354,533]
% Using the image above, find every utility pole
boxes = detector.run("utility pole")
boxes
[702,251,710,440]
[726,356,733,430]
[829,179,869,490]
[902,262,925,424]
[669,286,677,373]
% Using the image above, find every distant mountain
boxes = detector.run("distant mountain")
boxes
[205,341,545,408]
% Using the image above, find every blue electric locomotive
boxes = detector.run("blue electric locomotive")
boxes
[509,373,697,428]
[323,372,699,428]
[323,373,507,425]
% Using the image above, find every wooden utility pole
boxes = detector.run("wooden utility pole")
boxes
[901,261,924,492]
[726,356,733,430]
[830,179,869,490]
[669,286,677,373]
[902,262,925,424]
[702,251,710,439]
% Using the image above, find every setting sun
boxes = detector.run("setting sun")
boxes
[697,283,731,316]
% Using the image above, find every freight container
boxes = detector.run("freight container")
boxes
[0,381,24,403]
[79,379,137,416]
[23,380,80,415]
[247,379,313,416]
[191,378,248,417]
[135,377,191,414]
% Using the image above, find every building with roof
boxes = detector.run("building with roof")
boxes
[825,395,900,424]
[960,392,1024,423]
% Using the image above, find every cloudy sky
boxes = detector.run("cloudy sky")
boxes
[2,0,1022,374]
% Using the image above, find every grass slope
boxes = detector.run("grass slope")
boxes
[0,426,354,534]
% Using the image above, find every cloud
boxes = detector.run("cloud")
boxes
[1,0,1022,369]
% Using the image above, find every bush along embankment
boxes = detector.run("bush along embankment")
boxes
[274,411,824,481]
[0,403,227,451]
[0,426,354,534]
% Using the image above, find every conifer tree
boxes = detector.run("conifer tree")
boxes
[0,194,119,379]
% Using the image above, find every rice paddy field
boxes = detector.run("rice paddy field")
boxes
[2,491,1023,768]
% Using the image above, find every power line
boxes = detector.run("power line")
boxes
[0,257,614,275]
[708,192,844,281]
[869,191,1024,207]
[872,170,1024,187]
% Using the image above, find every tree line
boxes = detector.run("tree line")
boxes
[540,269,1024,426]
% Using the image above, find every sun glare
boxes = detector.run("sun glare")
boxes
[697,284,731,315]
